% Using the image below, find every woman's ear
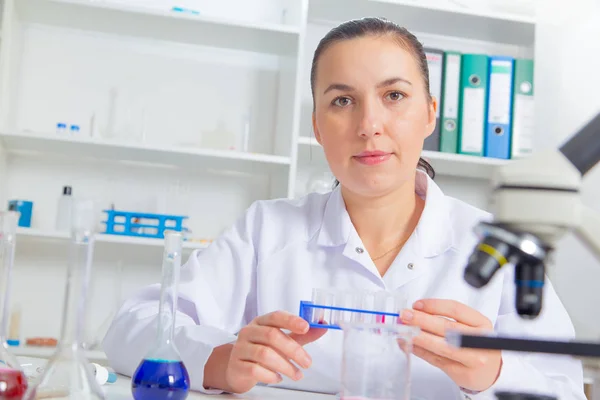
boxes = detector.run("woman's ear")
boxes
[425,96,438,137]
[312,111,323,145]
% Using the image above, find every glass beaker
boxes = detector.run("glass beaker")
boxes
[131,231,190,400]
[23,200,105,400]
[340,323,419,400]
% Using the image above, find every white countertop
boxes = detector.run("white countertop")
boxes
[103,375,335,400]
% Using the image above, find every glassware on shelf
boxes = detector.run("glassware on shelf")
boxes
[23,200,105,400]
[0,211,28,399]
[131,231,190,400]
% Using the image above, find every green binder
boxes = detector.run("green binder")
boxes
[440,51,462,154]
[458,54,489,157]
[511,59,535,158]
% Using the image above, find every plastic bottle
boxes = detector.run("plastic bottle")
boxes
[55,186,74,232]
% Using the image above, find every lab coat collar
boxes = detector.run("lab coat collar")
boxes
[316,183,352,247]
[414,171,454,258]
[316,171,453,258]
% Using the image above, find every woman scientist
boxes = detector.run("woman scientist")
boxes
[103,18,586,399]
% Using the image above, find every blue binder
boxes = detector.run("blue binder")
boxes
[484,56,515,159]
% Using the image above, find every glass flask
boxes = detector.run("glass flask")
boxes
[340,322,419,400]
[131,231,190,400]
[0,211,28,399]
[23,200,104,400]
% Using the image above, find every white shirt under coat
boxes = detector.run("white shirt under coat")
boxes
[102,171,586,400]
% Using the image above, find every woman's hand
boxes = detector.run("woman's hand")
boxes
[223,311,326,393]
[400,299,502,392]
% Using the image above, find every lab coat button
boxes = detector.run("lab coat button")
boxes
[355,247,364,254]
[407,263,414,270]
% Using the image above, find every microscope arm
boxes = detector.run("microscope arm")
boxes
[574,205,600,264]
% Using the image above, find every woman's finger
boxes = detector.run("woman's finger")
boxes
[242,325,312,369]
[413,331,488,368]
[236,359,284,385]
[239,343,303,381]
[412,299,491,328]
[401,309,489,337]
[253,311,309,335]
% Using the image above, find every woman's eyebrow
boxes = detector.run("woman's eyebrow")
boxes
[377,77,412,88]
[323,83,354,95]
[323,77,412,95]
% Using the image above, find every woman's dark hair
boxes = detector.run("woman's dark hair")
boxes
[309,17,435,181]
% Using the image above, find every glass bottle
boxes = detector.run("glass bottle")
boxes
[131,231,190,400]
[0,211,28,399]
[23,200,104,400]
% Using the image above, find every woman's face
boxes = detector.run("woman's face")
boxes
[312,35,436,198]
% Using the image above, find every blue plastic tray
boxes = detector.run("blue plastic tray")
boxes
[103,210,188,239]
[299,301,401,330]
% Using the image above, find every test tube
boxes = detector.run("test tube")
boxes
[333,290,361,325]
[358,291,376,324]
[311,288,334,325]
[374,291,406,325]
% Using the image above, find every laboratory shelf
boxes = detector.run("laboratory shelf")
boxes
[296,136,509,180]
[0,132,292,176]
[16,228,211,252]
[17,0,301,56]
[308,0,535,47]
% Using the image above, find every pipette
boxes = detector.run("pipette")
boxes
[131,231,190,400]
[0,211,28,399]
[23,200,104,399]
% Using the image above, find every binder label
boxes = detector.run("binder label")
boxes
[488,61,513,125]
[443,54,461,119]
[461,87,485,153]
[512,94,535,156]
[427,52,443,118]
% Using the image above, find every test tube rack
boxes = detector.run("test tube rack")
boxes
[103,210,188,239]
[299,301,401,330]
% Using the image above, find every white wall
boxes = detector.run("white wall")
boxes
[534,0,600,339]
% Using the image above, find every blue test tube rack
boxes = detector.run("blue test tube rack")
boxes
[299,301,401,330]
[103,210,188,239]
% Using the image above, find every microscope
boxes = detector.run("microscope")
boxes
[451,111,600,399]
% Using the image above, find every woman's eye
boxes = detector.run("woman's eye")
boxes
[332,97,352,107]
[387,91,404,101]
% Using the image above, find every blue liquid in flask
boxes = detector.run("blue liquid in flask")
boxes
[132,232,191,400]
[132,358,190,400]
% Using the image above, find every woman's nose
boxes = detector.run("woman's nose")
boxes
[357,101,382,138]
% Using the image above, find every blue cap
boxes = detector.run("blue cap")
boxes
[107,372,117,383]
[7,339,20,346]
[70,125,80,131]
[57,123,67,128]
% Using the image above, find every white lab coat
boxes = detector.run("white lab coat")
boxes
[102,171,586,400]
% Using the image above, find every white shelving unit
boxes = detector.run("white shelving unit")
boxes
[0,131,291,175]
[0,0,537,343]
[16,227,211,251]
[18,0,301,55]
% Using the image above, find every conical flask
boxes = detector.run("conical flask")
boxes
[23,200,104,400]
[131,231,190,400]
[0,210,28,399]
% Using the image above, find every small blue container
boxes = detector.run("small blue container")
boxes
[7,200,33,228]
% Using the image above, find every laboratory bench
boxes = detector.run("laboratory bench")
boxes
[103,377,335,400]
